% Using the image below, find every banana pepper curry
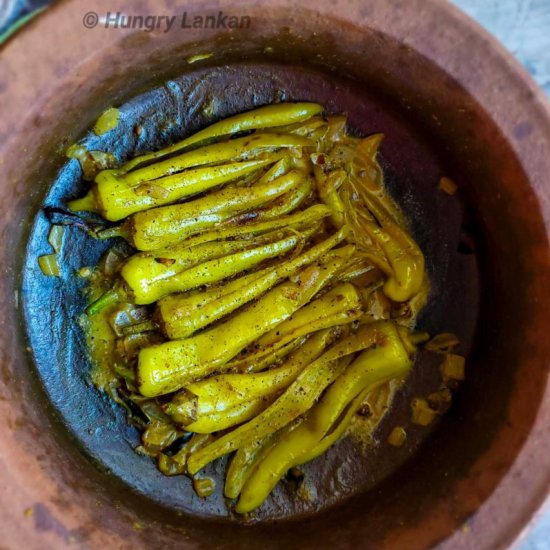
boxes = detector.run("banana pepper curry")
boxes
[62,102,463,514]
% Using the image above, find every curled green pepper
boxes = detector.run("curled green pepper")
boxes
[224,435,276,500]
[356,205,425,302]
[137,233,349,397]
[231,176,313,225]
[186,322,398,475]
[121,102,323,172]
[225,283,363,372]
[122,133,311,186]
[156,229,351,339]
[125,170,306,250]
[312,163,346,228]
[180,204,329,248]
[72,157,275,221]
[180,397,273,434]
[235,321,413,513]
[164,329,335,432]
[121,227,315,305]
[345,137,427,302]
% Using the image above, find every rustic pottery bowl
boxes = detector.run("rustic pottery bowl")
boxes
[1,0,550,548]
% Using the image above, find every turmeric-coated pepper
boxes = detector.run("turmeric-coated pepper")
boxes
[121,102,323,172]
[125,170,307,250]
[137,234,349,397]
[186,322,403,475]
[235,321,413,513]
[164,329,336,433]
[121,227,315,305]
[156,229,350,339]
[71,101,449,513]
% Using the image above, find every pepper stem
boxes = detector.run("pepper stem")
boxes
[98,225,127,240]
[67,191,98,213]
[86,287,120,316]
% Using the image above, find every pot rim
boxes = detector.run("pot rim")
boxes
[1,0,549,548]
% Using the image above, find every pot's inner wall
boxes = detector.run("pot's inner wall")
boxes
[10,7,550,548]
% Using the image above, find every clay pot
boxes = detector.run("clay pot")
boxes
[1,0,549,548]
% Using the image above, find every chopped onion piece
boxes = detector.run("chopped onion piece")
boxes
[426,333,459,353]
[38,254,59,277]
[387,426,407,447]
[193,477,215,497]
[439,177,457,195]
[48,225,65,253]
[411,398,436,426]
[441,354,465,381]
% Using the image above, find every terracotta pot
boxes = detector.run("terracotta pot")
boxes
[1,0,550,548]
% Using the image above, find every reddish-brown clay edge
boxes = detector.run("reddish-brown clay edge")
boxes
[0,0,549,549]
